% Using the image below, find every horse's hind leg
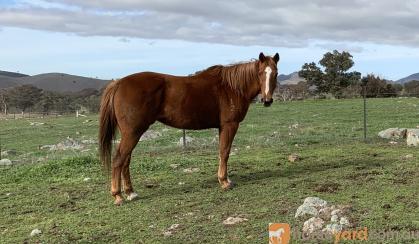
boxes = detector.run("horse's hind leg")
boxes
[112,131,140,205]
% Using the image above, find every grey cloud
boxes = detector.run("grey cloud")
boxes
[1,0,419,48]
[315,43,364,53]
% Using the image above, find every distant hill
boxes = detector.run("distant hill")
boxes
[0,70,29,78]
[18,73,109,93]
[396,73,419,84]
[0,75,20,89]
[278,72,306,85]
[0,71,109,93]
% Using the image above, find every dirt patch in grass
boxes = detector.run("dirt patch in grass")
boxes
[313,182,341,193]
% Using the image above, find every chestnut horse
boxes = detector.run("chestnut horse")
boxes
[99,52,279,205]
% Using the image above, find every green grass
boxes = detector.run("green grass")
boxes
[0,98,418,243]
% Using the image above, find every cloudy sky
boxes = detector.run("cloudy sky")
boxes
[0,0,418,80]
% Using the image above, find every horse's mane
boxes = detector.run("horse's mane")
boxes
[196,60,259,95]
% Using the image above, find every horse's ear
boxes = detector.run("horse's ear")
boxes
[259,52,266,62]
[273,53,280,63]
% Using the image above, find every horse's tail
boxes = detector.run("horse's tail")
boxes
[99,79,120,173]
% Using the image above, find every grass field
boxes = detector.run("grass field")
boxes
[1,98,418,243]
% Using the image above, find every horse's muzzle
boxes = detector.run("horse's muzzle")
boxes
[263,99,273,107]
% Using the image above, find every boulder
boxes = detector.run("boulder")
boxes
[0,159,12,166]
[223,216,248,226]
[303,217,324,234]
[288,154,300,162]
[30,229,42,237]
[295,204,318,218]
[406,129,419,146]
[323,223,342,234]
[304,197,328,208]
[1,149,17,157]
[378,128,407,139]
[140,130,162,142]
[177,136,194,146]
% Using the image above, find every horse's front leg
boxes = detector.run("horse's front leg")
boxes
[218,122,239,190]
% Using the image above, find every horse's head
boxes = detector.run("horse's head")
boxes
[257,52,279,107]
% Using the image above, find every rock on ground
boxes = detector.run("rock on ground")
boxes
[0,159,12,166]
[303,217,324,234]
[295,204,318,218]
[1,149,17,157]
[183,167,199,173]
[30,229,42,237]
[223,216,248,225]
[169,164,180,169]
[304,197,327,208]
[140,130,162,142]
[41,137,84,151]
[295,197,353,236]
[30,122,45,126]
[177,136,194,146]
[323,223,342,234]
[288,153,300,162]
[378,128,407,139]
[406,129,419,146]
[163,224,180,236]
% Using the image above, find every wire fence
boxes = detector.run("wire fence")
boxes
[1,96,418,164]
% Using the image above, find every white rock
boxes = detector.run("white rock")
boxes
[323,223,342,234]
[140,130,162,142]
[81,139,97,144]
[30,229,42,237]
[30,122,45,126]
[340,217,350,227]
[331,214,339,223]
[163,224,180,236]
[1,149,17,157]
[331,209,342,217]
[406,129,419,146]
[295,204,318,218]
[169,164,180,169]
[303,217,324,234]
[223,216,248,225]
[183,167,199,173]
[0,159,12,166]
[304,197,327,208]
[83,177,91,182]
[378,128,407,139]
[177,136,194,146]
[318,206,332,219]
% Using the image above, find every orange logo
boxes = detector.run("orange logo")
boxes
[269,223,290,244]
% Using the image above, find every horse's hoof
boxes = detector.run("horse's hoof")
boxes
[220,179,234,190]
[127,192,139,201]
[114,196,124,206]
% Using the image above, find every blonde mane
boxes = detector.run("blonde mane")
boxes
[197,60,259,95]
[221,61,259,95]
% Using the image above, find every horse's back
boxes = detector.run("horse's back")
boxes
[114,71,221,130]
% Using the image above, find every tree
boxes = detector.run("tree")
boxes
[0,89,9,114]
[298,62,325,92]
[7,85,43,112]
[362,74,397,97]
[404,80,419,95]
[299,50,361,96]
[36,91,56,114]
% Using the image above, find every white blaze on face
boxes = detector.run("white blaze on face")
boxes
[264,66,272,96]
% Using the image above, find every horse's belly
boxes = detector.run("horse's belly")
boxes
[157,106,220,130]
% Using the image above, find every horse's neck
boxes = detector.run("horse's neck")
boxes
[244,79,261,101]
